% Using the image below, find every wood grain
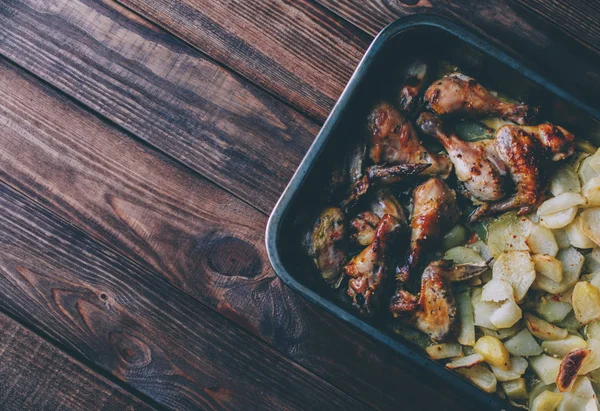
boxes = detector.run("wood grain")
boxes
[0,313,152,411]
[0,178,370,410]
[114,0,370,121]
[0,0,319,214]
[314,0,600,111]
[0,58,473,410]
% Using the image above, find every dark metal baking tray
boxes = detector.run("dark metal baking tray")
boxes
[266,15,600,410]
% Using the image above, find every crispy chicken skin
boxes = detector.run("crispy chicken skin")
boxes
[520,123,575,161]
[425,73,537,125]
[391,178,459,315]
[470,123,575,220]
[368,102,452,178]
[346,214,403,314]
[404,260,489,341]
[349,190,407,247]
[417,112,508,202]
[398,61,428,114]
[310,207,347,287]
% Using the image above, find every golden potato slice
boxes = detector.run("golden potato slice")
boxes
[532,254,563,282]
[580,208,600,247]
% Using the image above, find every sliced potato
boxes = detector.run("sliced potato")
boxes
[490,356,528,381]
[426,343,463,360]
[538,193,586,216]
[572,281,600,324]
[525,313,568,341]
[444,246,485,264]
[542,335,587,358]
[557,311,585,334]
[528,225,560,257]
[537,297,573,323]
[534,248,584,294]
[446,353,485,369]
[481,278,514,302]
[481,323,523,340]
[502,377,528,400]
[579,154,600,185]
[557,349,591,392]
[585,249,600,273]
[557,392,591,411]
[533,254,564,282]
[474,336,511,370]
[580,209,600,247]
[504,328,543,357]
[554,228,572,249]
[456,290,475,346]
[487,213,532,256]
[579,338,600,375]
[583,177,600,207]
[540,207,578,230]
[571,376,596,399]
[530,355,563,385]
[472,287,502,330]
[575,140,598,155]
[493,251,536,301]
[550,165,582,196]
[456,364,497,393]
[490,300,522,329]
[565,217,597,249]
[531,390,563,411]
[585,321,600,340]
[468,240,494,263]
[441,224,469,251]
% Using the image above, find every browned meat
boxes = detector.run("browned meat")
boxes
[390,178,459,315]
[368,102,452,178]
[349,190,407,247]
[417,112,508,202]
[520,123,575,161]
[425,73,537,125]
[398,61,428,114]
[346,214,403,314]
[402,260,489,341]
[310,207,347,287]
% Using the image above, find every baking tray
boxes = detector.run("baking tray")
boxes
[266,15,600,409]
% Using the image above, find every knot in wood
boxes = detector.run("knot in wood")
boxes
[109,331,152,368]
[208,236,261,278]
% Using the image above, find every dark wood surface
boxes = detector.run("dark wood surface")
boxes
[0,0,599,409]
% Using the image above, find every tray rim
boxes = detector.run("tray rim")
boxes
[265,14,600,409]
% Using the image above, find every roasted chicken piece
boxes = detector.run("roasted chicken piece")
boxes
[519,123,575,161]
[391,178,459,315]
[470,123,574,220]
[309,207,347,288]
[368,102,452,178]
[404,260,489,341]
[425,73,537,125]
[346,214,403,314]
[417,112,508,202]
[349,189,407,247]
[398,61,428,114]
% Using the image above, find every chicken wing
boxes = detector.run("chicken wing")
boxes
[398,61,428,114]
[349,189,407,247]
[368,102,452,178]
[405,260,489,341]
[346,214,403,314]
[309,207,347,288]
[519,123,575,161]
[391,178,459,315]
[425,73,537,125]
[417,112,508,202]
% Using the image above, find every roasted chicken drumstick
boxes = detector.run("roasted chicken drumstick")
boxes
[425,73,537,125]
[390,178,459,314]
[417,112,508,202]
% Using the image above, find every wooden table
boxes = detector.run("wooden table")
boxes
[0,0,598,409]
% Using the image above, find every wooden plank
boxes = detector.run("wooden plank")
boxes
[0,313,152,411]
[0,59,472,410]
[513,0,600,53]
[113,0,371,121]
[0,0,320,213]
[0,176,369,410]
[313,0,600,110]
